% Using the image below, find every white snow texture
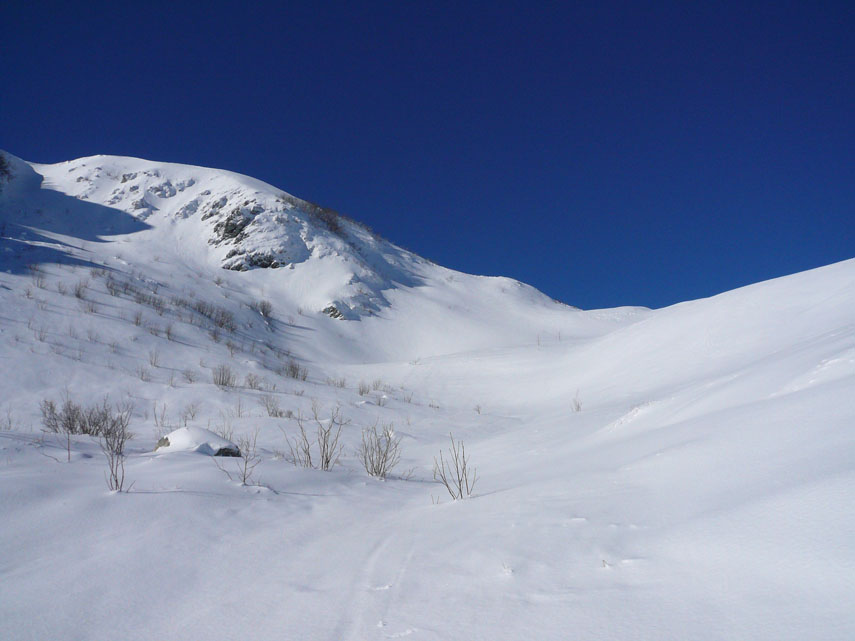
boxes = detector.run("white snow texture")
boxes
[0,152,853,640]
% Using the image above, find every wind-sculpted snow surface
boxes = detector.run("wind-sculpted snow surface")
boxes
[0,150,853,640]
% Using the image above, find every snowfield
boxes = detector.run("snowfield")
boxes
[1,152,853,640]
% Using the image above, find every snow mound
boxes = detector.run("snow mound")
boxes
[155,427,240,456]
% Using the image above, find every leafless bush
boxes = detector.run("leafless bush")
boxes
[41,396,132,439]
[28,265,46,289]
[137,365,151,382]
[372,379,384,391]
[245,373,263,390]
[213,413,234,442]
[572,390,582,412]
[182,368,198,383]
[105,277,120,296]
[215,429,261,485]
[100,402,134,491]
[148,349,160,367]
[359,421,401,479]
[326,377,346,388]
[74,279,89,299]
[250,299,273,318]
[282,402,348,470]
[148,404,166,440]
[213,364,236,388]
[133,310,143,326]
[56,281,67,295]
[433,433,478,500]
[358,381,370,396]
[259,393,287,417]
[191,300,236,331]
[180,403,199,425]
[284,359,308,381]
[165,323,174,341]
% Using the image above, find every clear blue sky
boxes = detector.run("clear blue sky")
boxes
[2,1,852,309]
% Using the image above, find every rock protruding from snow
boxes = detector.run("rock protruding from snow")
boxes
[155,427,240,457]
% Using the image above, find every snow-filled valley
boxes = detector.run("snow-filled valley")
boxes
[1,152,853,640]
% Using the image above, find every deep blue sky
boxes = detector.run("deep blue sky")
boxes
[2,1,853,309]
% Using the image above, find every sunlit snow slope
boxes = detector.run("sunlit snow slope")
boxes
[1,152,853,641]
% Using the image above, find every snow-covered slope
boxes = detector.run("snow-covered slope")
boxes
[1,151,853,641]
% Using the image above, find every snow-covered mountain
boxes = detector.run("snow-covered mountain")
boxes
[1,151,853,641]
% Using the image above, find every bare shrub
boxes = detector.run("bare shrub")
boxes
[572,390,582,412]
[213,364,236,388]
[133,310,143,326]
[56,281,67,295]
[73,279,89,299]
[259,393,286,417]
[28,265,46,289]
[180,403,199,425]
[284,359,308,381]
[137,366,151,382]
[105,277,120,296]
[100,402,133,491]
[326,377,346,388]
[165,323,174,341]
[213,413,234,442]
[433,433,478,500]
[191,300,236,331]
[148,349,160,367]
[245,373,263,390]
[182,368,198,383]
[215,429,261,485]
[372,379,384,391]
[250,299,273,318]
[358,381,370,396]
[282,402,348,470]
[359,421,401,479]
[41,396,133,439]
